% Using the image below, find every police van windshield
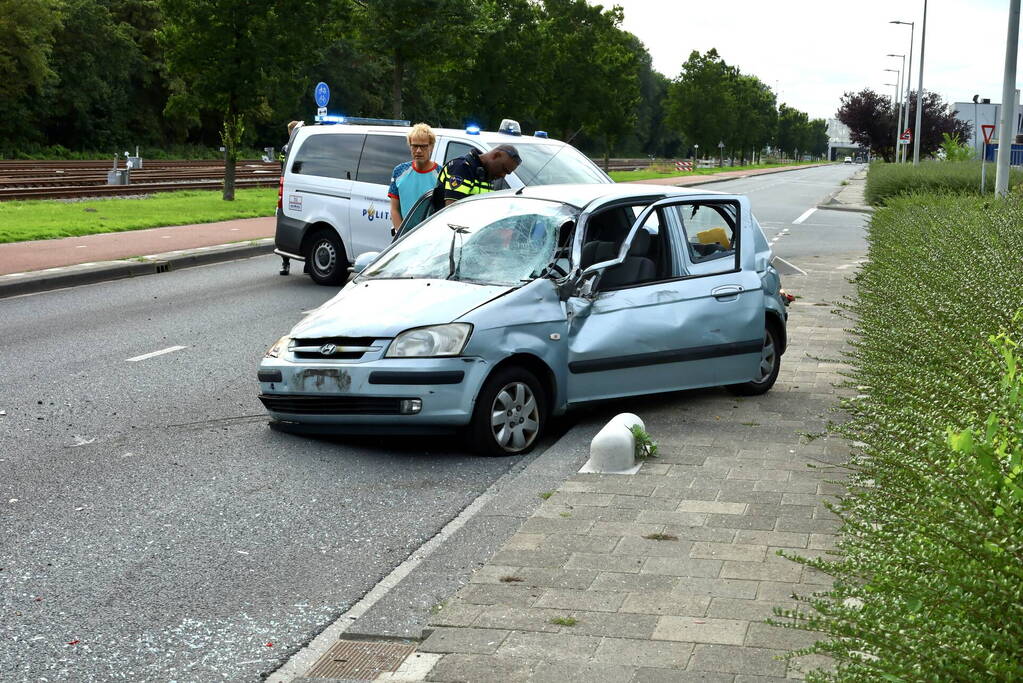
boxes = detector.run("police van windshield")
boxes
[361,197,576,286]
[513,143,611,186]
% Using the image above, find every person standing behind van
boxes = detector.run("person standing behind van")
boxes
[430,144,521,212]
[388,123,439,236]
[278,120,303,275]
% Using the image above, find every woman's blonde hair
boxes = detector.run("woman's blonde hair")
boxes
[407,123,435,145]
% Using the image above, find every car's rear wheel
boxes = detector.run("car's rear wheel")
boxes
[468,366,546,457]
[306,229,347,285]
[728,324,781,396]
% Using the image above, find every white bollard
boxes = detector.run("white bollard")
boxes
[581,413,645,474]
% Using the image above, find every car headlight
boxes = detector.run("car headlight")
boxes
[264,336,291,359]
[386,324,472,358]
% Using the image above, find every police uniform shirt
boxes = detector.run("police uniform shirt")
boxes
[388,160,440,219]
[431,149,492,211]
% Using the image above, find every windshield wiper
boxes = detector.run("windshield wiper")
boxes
[447,223,469,280]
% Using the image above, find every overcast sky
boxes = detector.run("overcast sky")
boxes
[605,0,1017,120]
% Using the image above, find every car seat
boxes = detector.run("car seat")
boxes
[598,229,656,289]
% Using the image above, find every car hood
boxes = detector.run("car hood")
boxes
[290,278,513,338]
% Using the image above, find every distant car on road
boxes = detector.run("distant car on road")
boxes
[843,156,853,164]
[258,184,789,456]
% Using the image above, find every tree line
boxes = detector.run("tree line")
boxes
[1,0,829,168]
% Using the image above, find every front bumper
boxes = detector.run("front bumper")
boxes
[257,354,490,431]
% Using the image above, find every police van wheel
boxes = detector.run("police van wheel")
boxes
[307,230,347,285]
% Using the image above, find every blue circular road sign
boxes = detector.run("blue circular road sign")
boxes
[314,82,330,108]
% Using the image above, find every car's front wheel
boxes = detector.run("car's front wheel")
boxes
[468,366,546,457]
[728,325,781,396]
[306,229,347,285]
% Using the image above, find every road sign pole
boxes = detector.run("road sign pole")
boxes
[996,0,1021,197]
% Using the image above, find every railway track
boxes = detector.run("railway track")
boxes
[0,160,280,200]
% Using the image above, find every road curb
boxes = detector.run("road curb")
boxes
[0,239,275,299]
[817,202,875,213]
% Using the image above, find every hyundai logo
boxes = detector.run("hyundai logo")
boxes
[320,343,337,356]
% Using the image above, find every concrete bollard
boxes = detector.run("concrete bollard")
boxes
[581,413,644,474]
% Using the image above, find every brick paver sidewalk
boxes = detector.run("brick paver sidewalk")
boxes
[416,258,854,682]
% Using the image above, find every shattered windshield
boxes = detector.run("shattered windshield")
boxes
[361,197,575,286]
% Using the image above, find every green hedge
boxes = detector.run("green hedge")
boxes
[780,194,1023,681]
[865,160,1023,206]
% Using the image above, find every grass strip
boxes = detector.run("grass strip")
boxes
[609,160,825,182]
[0,188,277,243]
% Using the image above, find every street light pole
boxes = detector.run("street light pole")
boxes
[995,0,1021,197]
[885,67,903,161]
[890,20,915,162]
[887,54,906,160]
[912,0,928,164]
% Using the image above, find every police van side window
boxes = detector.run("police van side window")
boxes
[445,142,478,163]
[357,135,411,185]
[292,134,364,180]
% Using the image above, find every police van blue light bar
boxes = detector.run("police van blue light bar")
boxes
[534,130,548,138]
[316,113,347,124]
[315,114,410,126]
[498,119,522,136]
[344,116,410,126]
[465,124,481,135]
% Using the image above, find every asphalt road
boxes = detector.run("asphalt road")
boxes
[0,164,867,681]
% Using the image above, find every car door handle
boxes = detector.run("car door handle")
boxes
[711,285,744,299]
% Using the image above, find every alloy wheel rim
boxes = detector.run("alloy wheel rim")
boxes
[489,381,539,452]
[752,330,777,384]
[313,240,336,275]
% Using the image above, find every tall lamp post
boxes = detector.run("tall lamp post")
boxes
[995,0,1021,197]
[887,54,906,159]
[912,0,928,164]
[885,67,903,160]
[890,20,915,162]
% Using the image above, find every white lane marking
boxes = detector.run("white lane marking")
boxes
[793,208,817,224]
[126,345,187,362]
[161,235,172,239]
[75,245,88,249]
[772,256,807,276]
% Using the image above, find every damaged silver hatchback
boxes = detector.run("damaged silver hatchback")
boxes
[258,184,788,456]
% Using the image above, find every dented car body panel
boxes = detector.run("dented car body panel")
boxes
[258,184,788,435]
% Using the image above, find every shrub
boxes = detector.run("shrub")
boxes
[864,160,1023,205]
[780,194,1023,681]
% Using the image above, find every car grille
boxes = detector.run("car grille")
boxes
[291,336,381,360]
[258,394,403,415]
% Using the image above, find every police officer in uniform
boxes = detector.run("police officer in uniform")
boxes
[431,144,521,211]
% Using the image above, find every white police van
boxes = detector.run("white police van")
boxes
[274,117,612,285]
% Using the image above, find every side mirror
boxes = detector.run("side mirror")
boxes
[352,251,380,274]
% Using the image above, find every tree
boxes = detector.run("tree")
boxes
[730,74,776,163]
[0,0,61,151]
[902,90,972,159]
[837,88,970,161]
[836,89,898,161]
[807,118,829,158]
[665,49,738,158]
[159,0,348,199]
[41,0,142,151]
[534,0,640,156]
[356,0,479,121]
[776,104,809,158]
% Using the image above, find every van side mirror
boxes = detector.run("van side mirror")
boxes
[352,251,380,274]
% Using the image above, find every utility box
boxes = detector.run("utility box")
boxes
[107,169,128,185]
[126,156,142,169]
